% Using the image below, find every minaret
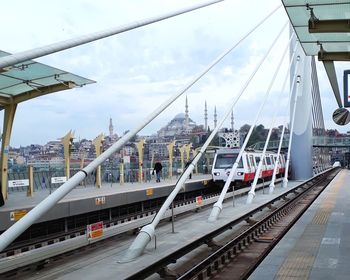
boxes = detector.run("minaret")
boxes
[109,117,114,137]
[185,95,189,130]
[214,106,217,128]
[204,100,208,131]
[231,111,234,131]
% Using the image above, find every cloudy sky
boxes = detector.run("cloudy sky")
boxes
[0,0,349,147]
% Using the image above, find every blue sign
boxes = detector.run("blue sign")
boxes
[344,70,350,107]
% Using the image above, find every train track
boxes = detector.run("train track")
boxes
[0,182,241,275]
[125,168,339,280]
[0,187,221,260]
[0,170,324,278]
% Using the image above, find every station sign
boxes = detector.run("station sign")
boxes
[146,188,154,196]
[10,210,27,221]
[87,221,104,240]
[344,70,350,107]
[195,196,203,207]
[95,196,106,205]
[51,177,67,184]
[8,179,29,188]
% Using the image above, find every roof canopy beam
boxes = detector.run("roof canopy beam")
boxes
[12,81,75,104]
[318,51,350,61]
[309,19,350,33]
[322,61,343,108]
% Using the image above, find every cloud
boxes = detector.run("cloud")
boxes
[1,0,349,147]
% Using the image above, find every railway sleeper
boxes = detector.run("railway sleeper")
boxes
[157,266,179,279]
[245,217,257,225]
[205,239,220,250]
[267,204,277,211]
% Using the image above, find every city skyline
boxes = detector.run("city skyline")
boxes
[0,0,349,147]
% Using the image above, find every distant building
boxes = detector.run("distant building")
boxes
[157,113,197,138]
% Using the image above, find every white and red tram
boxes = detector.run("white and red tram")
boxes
[211,148,286,184]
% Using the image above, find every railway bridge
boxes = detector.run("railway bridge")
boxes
[0,0,349,279]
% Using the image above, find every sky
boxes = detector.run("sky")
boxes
[0,0,349,147]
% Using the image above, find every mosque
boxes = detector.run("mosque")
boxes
[157,96,214,139]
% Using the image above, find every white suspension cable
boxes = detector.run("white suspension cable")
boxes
[208,21,288,222]
[0,4,282,253]
[121,20,287,263]
[246,33,295,204]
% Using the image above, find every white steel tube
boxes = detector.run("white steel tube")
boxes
[269,54,300,193]
[246,35,293,204]
[269,124,286,193]
[0,0,222,69]
[122,17,286,263]
[208,22,288,222]
[283,75,301,188]
[0,2,281,253]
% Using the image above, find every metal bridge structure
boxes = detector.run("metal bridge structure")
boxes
[251,136,350,150]
[0,0,349,278]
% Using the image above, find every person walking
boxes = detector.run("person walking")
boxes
[154,161,163,182]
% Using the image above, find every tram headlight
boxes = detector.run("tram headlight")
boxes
[237,172,243,176]
[214,172,220,176]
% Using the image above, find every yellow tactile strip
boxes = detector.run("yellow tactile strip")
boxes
[275,171,344,280]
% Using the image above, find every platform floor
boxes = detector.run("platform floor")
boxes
[15,180,302,280]
[250,169,350,280]
[1,174,211,211]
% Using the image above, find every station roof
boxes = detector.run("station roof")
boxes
[282,0,350,108]
[282,0,350,57]
[0,50,95,106]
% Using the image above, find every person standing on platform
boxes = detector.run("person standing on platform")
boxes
[154,161,163,183]
[185,161,192,179]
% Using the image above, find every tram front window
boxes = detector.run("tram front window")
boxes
[215,154,243,168]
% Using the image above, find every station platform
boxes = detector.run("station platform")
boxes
[0,174,211,231]
[13,179,302,280]
[250,169,350,280]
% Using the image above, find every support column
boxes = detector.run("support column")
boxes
[136,139,145,183]
[192,148,199,174]
[1,104,17,201]
[179,145,186,171]
[92,134,104,188]
[167,141,175,179]
[185,143,192,162]
[290,49,313,180]
[27,165,34,197]
[61,130,74,180]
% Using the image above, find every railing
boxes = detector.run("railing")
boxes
[7,162,213,193]
[250,136,350,150]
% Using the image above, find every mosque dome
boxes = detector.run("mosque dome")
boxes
[174,113,185,120]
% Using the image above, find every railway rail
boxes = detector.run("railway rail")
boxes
[125,167,339,280]
[0,178,274,275]
[0,186,219,259]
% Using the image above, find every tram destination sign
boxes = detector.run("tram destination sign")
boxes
[344,70,350,107]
